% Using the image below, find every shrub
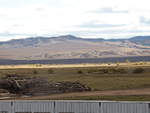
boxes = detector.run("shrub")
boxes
[107,63,111,65]
[99,68,127,74]
[133,68,145,74]
[33,70,38,74]
[87,68,127,74]
[77,70,83,74]
[48,69,54,74]
[99,69,108,74]
[115,68,127,74]
[120,69,127,73]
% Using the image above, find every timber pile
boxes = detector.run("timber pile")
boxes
[0,74,91,96]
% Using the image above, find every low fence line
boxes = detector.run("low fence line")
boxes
[0,100,150,113]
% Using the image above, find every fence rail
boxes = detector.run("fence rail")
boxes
[0,100,149,113]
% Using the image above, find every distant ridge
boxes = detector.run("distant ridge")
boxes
[128,36,150,46]
[0,35,149,60]
[0,35,150,46]
[0,35,105,46]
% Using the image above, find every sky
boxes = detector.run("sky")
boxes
[0,0,150,41]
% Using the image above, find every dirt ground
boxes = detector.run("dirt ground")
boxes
[6,88,150,100]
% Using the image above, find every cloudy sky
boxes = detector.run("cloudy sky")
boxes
[0,0,150,41]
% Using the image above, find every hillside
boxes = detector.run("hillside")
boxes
[0,35,150,60]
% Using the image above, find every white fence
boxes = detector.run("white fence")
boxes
[0,100,149,113]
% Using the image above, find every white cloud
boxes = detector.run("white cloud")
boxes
[0,0,150,40]
[90,7,129,14]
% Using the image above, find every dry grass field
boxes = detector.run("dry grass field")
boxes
[1,62,150,100]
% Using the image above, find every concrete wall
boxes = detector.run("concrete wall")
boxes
[0,100,149,113]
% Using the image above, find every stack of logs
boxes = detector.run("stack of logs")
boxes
[0,74,91,96]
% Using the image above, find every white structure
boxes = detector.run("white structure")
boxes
[0,100,149,113]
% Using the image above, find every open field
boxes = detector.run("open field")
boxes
[0,62,150,100]
[0,61,150,69]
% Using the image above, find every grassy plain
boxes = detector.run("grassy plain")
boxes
[0,62,150,100]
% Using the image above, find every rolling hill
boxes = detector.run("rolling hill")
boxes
[0,35,150,60]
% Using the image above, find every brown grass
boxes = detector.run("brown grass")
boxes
[1,62,150,100]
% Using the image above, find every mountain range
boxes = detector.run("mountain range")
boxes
[0,35,150,60]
